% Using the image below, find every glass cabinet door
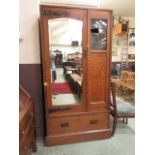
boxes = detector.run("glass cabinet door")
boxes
[91,19,107,51]
[87,10,112,111]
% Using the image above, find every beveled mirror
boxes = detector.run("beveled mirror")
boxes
[48,18,83,106]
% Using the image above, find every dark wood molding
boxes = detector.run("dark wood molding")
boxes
[42,9,69,17]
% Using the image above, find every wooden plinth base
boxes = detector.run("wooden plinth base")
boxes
[45,129,112,146]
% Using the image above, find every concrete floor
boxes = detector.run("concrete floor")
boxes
[32,118,135,155]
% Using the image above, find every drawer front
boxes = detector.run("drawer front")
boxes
[80,112,109,131]
[27,124,35,149]
[20,106,34,140]
[47,115,80,134]
[19,144,31,155]
[19,145,27,155]
[20,122,34,155]
[19,135,28,155]
[19,140,25,155]
[20,121,34,147]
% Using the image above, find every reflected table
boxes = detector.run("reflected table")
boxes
[69,74,82,97]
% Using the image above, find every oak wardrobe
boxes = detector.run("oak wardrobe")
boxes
[40,4,113,146]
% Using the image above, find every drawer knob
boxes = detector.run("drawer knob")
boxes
[61,123,69,128]
[90,120,98,125]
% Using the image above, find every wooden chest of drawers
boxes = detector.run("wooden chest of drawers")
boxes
[45,112,110,146]
[46,112,109,135]
[19,85,37,155]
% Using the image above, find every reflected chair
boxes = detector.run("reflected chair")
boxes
[110,82,135,136]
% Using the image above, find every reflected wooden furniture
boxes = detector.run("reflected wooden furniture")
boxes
[67,53,82,62]
[19,85,37,155]
[63,61,82,80]
[62,61,73,73]
[40,4,113,146]
[69,74,82,96]
[64,66,79,80]
[64,66,78,74]
[110,82,135,136]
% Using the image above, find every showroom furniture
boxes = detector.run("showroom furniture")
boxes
[112,70,135,103]
[19,85,37,155]
[40,4,113,146]
[110,82,135,136]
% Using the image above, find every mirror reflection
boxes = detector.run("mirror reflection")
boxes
[48,18,83,106]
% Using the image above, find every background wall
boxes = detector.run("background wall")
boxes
[19,0,135,137]
[19,4,135,64]
[19,0,45,137]
[19,0,40,64]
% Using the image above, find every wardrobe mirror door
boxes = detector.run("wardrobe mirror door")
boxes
[48,18,83,106]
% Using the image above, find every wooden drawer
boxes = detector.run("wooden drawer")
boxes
[20,134,29,155]
[20,143,31,155]
[27,124,35,149]
[19,85,36,154]
[80,112,109,131]
[20,106,34,140]
[47,115,80,134]
[20,122,34,155]
[20,118,34,146]
[19,141,26,155]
